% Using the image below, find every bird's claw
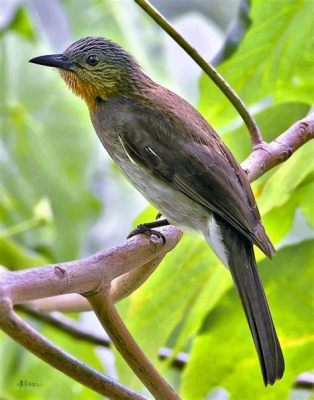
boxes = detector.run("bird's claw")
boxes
[127,224,166,245]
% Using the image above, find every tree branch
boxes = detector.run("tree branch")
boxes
[16,304,111,347]
[19,302,190,368]
[3,226,180,305]
[0,297,148,400]
[24,252,164,310]
[0,226,182,399]
[86,287,179,400]
[134,0,263,146]
[242,113,314,181]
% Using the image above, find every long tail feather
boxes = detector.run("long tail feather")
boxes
[210,216,284,385]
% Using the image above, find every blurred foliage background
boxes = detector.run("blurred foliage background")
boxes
[0,0,313,399]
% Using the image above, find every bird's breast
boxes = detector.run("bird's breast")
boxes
[91,111,208,232]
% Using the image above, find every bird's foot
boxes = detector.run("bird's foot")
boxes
[127,219,169,245]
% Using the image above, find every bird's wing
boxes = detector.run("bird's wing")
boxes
[117,103,273,256]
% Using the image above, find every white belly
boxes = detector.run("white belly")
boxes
[116,155,209,233]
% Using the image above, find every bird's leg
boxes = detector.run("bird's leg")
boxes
[127,219,169,244]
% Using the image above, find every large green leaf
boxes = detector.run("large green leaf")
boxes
[0,237,48,269]
[199,0,314,129]
[115,232,231,389]
[125,234,212,359]
[221,102,310,162]
[258,140,314,215]
[294,179,314,228]
[180,240,314,400]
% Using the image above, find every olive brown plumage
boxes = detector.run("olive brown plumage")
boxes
[30,36,284,384]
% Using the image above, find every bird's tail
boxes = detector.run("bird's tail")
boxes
[208,216,284,385]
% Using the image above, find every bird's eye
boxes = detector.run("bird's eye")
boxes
[87,55,99,66]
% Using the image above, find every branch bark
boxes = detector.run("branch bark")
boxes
[87,287,179,400]
[242,113,314,181]
[17,304,111,347]
[3,226,180,305]
[0,227,182,399]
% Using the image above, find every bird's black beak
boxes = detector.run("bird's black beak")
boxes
[29,54,74,71]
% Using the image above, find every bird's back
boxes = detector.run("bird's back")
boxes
[91,87,274,257]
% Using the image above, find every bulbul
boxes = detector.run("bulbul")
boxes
[30,37,284,385]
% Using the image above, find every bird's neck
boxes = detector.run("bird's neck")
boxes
[60,67,157,112]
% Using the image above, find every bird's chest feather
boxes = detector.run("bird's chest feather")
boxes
[90,106,207,231]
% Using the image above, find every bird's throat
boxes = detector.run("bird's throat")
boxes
[59,69,102,111]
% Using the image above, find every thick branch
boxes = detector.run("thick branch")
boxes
[1,226,181,305]
[111,254,164,302]
[25,253,165,310]
[134,0,263,146]
[242,113,314,181]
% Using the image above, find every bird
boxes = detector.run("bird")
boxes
[29,36,284,385]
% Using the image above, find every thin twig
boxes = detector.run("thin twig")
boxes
[16,304,111,347]
[0,297,148,400]
[86,287,179,400]
[18,304,190,369]
[134,0,263,146]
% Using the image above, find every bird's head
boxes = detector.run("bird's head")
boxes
[29,37,141,110]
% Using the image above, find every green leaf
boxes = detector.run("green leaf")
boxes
[258,141,314,215]
[132,204,158,228]
[0,237,48,269]
[294,180,314,228]
[262,197,296,245]
[171,263,231,357]
[0,7,36,40]
[116,233,231,387]
[222,102,310,162]
[125,233,212,359]
[180,240,314,400]
[199,0,314,129]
